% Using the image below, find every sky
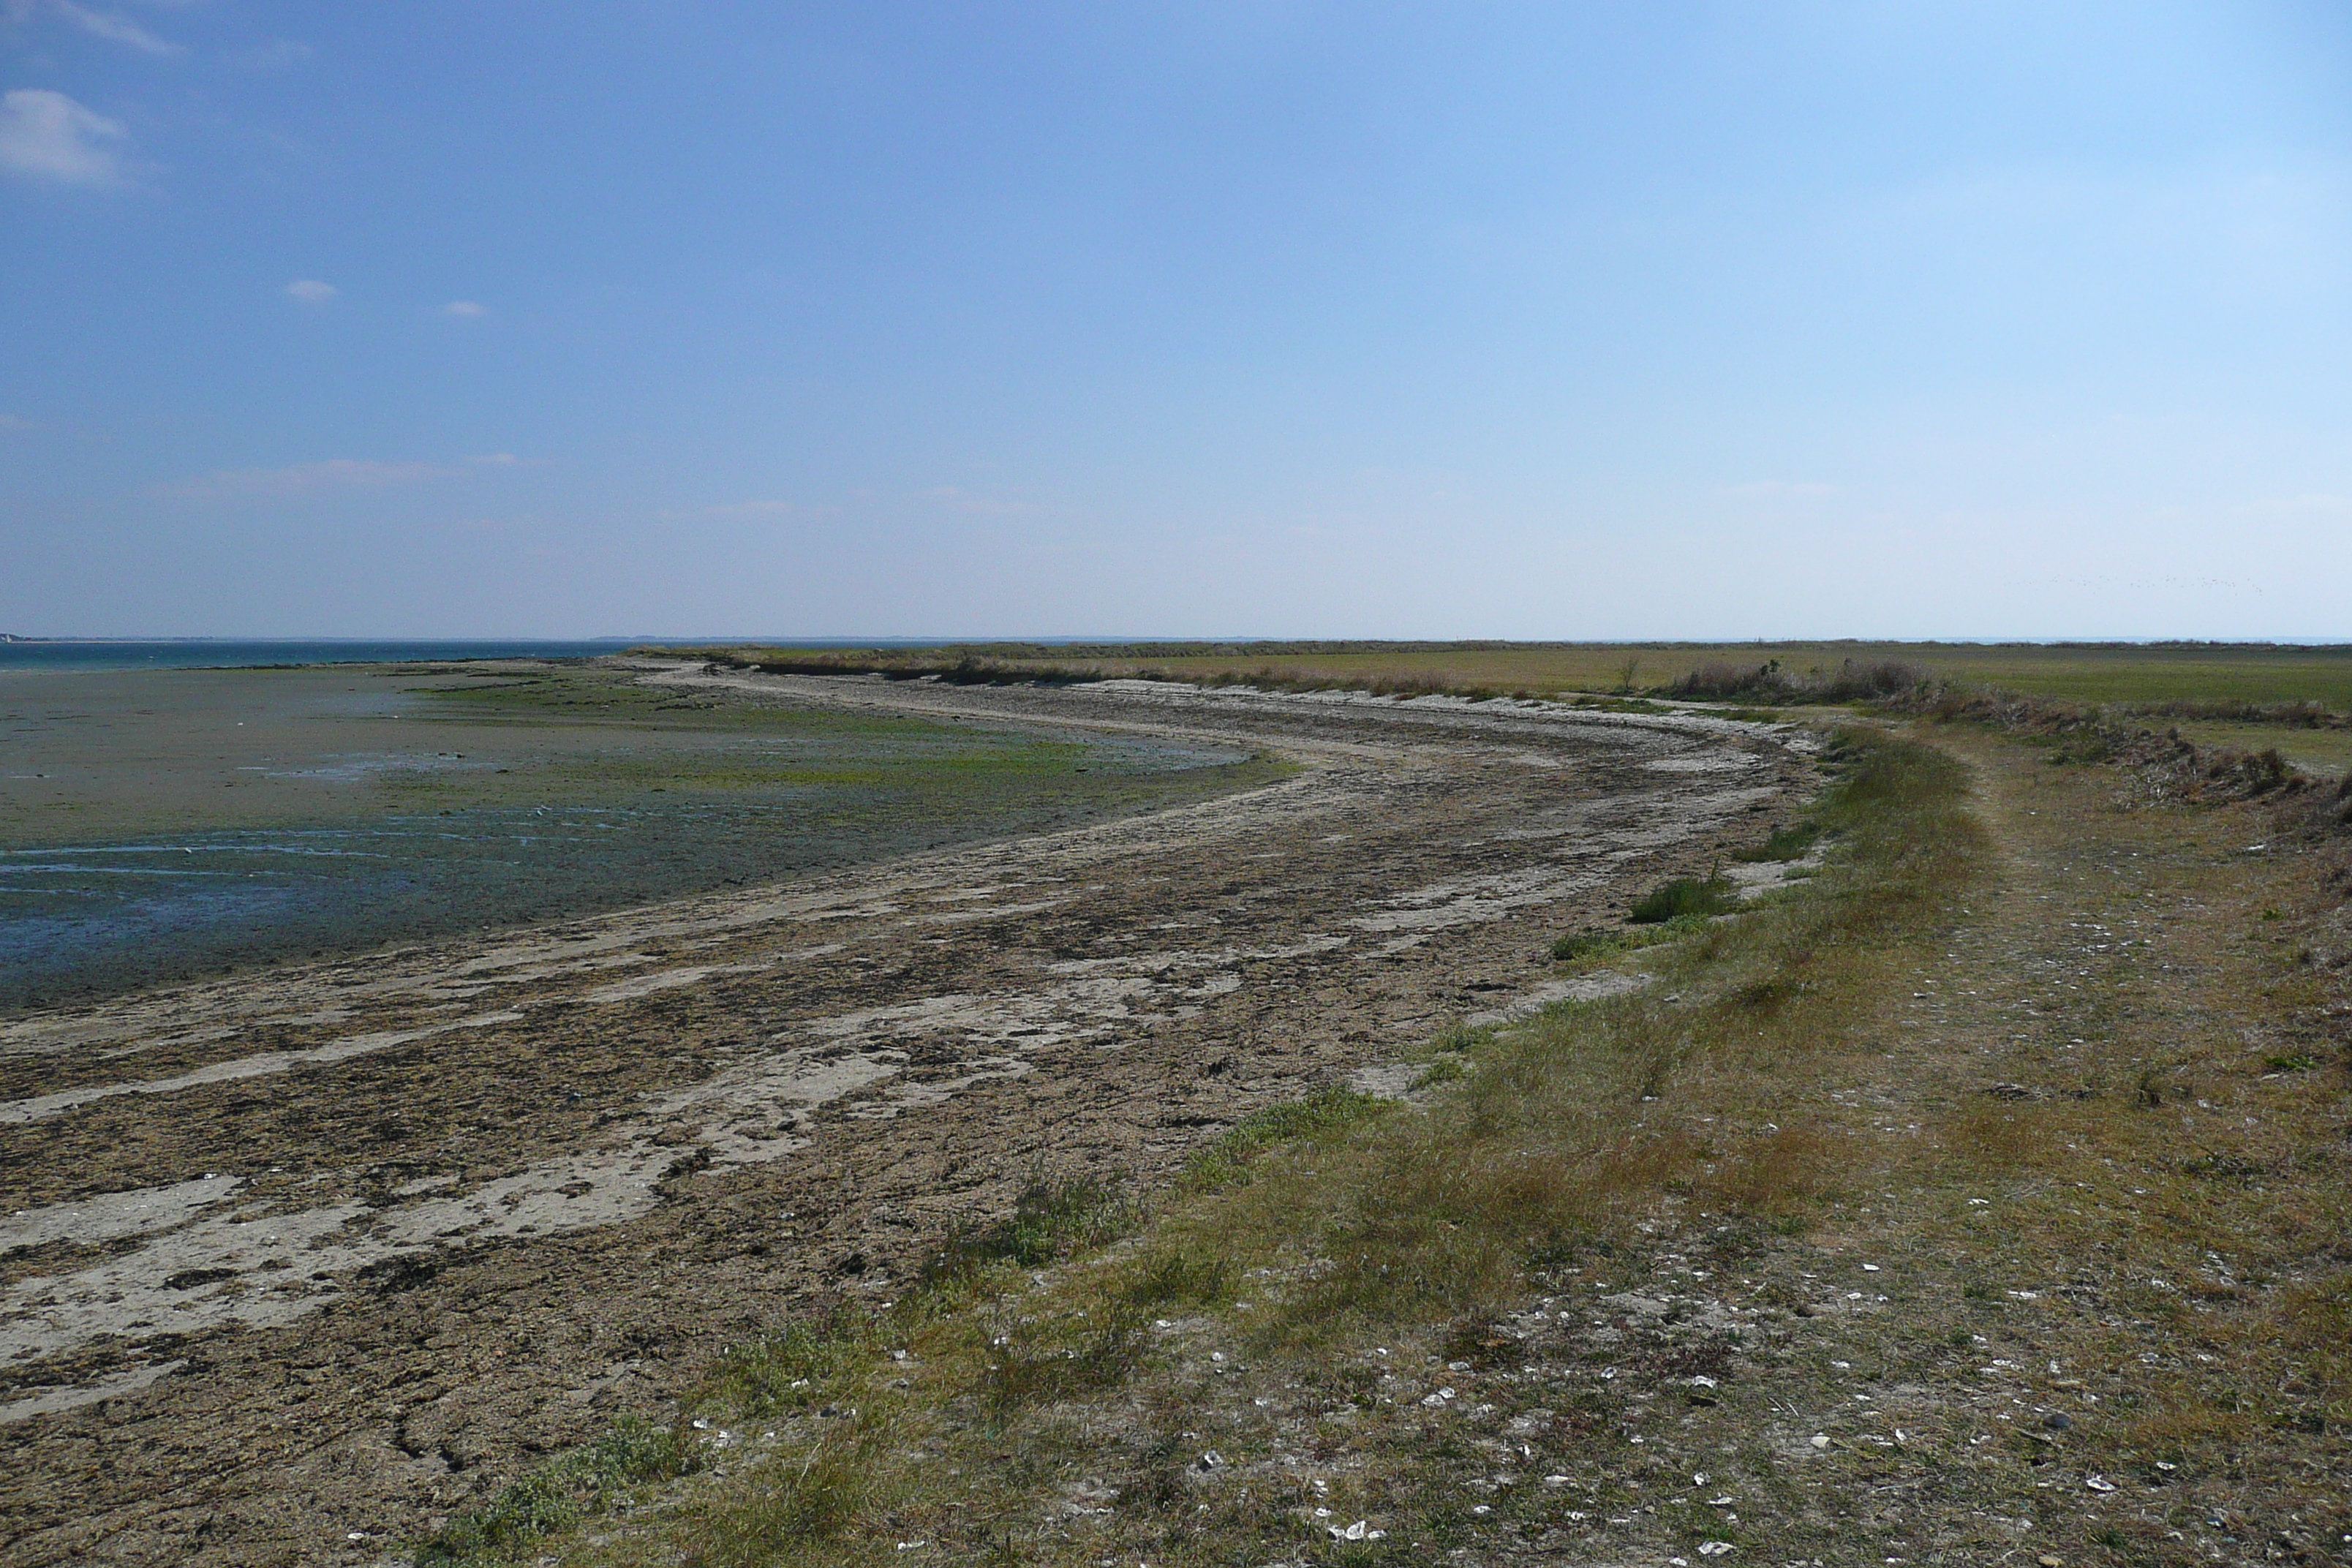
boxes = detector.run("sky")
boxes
[4,2,2351,641]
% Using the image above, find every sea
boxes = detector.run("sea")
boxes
[0,639,675,671]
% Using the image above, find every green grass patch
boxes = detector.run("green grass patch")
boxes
[919,1175,1142,1285]
[412,1416,699,1566]
[1627,872,1740,923]
[1411,1054,1468,1089]
[1733,821,1823,862]
[1550,913,1713,962]
[1179,1085,1391,1193]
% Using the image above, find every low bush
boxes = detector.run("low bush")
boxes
[1670,657,1929,704]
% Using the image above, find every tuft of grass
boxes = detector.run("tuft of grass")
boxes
[1179,1085,1390,1193]
[1117,1248,1236,1309]
[919,1175,1140,1286]
[977,1299,1153,1412]
[412,1416,699,1566]
[1550,913,1714,961]
[1733,821,1823,862]
[1627,872,1740,924]
[1411,1054,1467,1090]
[685,1418,889,1568]
[695,1313,881,1419]
[1425,1019,1483,1055]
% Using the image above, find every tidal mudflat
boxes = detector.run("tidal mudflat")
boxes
[0,667,1809,1565]
[0,661,1268,1009]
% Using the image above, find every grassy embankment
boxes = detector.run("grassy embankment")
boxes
[660,640,2352,780]
[420,691,2352,1565]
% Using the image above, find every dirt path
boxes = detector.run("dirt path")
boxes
[0,674,1813,1567]
[1399,720,2352,1564]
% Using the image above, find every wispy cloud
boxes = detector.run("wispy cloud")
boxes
[157,453,525,500]
[228,39,312,70]
[442,300,489,319]
[0,412,37,431]
[2243,492,2352,516]
[51,0,178,54]
[284,278,336,304]
[159,459,459,501]
[705,499,800,519]
[923,485,1036,516]
[1719,480,1839,499]
[0,88,128,186]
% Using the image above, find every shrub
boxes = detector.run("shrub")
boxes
[1669,657,1929,704]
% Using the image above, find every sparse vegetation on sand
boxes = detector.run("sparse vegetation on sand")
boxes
[416,698,2352,1568]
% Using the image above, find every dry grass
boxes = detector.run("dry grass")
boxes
[660,639,2352,712]
[422,712,2352,1568]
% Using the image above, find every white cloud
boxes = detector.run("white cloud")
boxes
[51,0,177,54]
[0,412,37,431]
[284,278,336,304]
[0,88,128,186]
[442,300,489,318]
[157,459,461,501]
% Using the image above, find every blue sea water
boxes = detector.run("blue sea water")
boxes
[0,638,672,671]
[0,648,1258,1007]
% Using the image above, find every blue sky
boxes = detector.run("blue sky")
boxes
[4,2,2349,638]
